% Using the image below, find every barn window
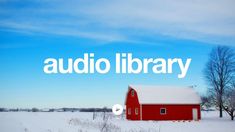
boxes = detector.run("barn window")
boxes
[131,90,135,97]
[128,108,131,115]
[160,108,166,115]
[135,108,138,115]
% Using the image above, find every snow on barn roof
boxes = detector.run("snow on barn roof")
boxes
[128,85,201,104]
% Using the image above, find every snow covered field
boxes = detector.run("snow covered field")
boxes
[0,111,234,132]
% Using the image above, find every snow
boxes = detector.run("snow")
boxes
[0,111,234,132]
[129,85,201,104]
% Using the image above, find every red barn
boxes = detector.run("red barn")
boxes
[125,85,201,121]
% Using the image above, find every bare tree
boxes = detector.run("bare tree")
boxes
[32,108,39,112]
[204,46,235,117]
[201,95,214,110]
[223,82,235,120]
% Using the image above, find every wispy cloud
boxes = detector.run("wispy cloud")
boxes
[0,0,235,45]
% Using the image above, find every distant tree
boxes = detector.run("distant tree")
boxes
[0,108,6,112]
[62,108,67,112]
[201,95,214,110]
[32,108,39,112]
[204,46,235,117]
[49,109,54,112]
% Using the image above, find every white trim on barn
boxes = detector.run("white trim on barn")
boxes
[140,104,142,120]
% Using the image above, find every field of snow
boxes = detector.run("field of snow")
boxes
[0,111,234,132]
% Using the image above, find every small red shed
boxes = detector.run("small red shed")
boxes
[125,85,201,121]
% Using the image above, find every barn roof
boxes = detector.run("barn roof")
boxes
[128,85,201,104]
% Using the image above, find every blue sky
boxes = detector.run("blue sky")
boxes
[0,0,235,108]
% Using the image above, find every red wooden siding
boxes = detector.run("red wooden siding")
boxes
[125,88,140,120]
[141,104,201,120]
[125,88,201,121]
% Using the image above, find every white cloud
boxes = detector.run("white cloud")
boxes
[0,0,235,45]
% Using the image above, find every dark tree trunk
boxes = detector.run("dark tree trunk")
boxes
[231,111,234,120]
[219,97,223,117]
[219,104,223,118]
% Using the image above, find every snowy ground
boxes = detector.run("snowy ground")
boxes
[0,111,234,132]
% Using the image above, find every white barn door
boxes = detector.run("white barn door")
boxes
[192,108,198,120]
